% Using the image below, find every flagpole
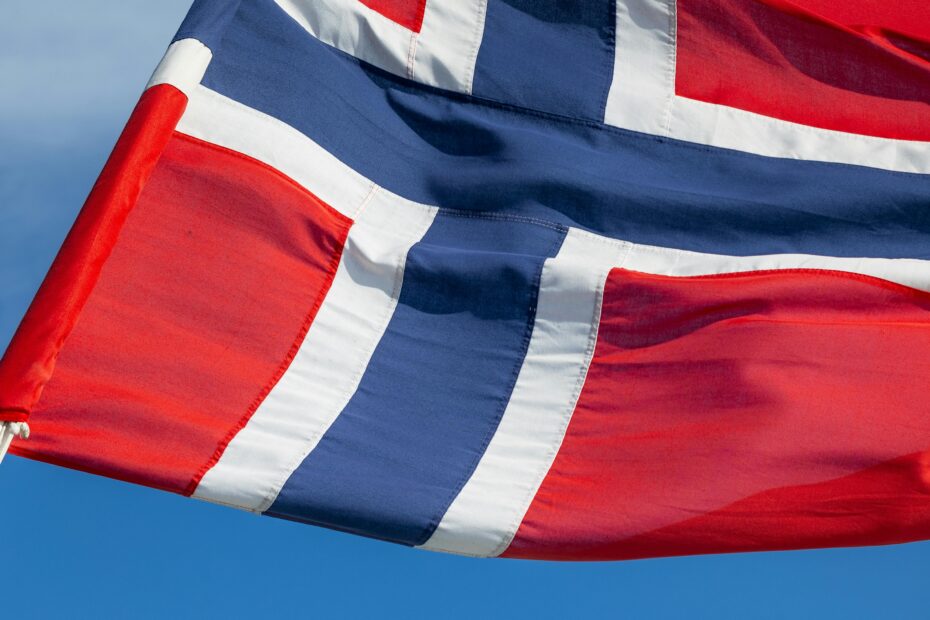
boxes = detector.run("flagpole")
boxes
[0,421,29,465]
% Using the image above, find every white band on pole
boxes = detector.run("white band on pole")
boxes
[0,421,30,465]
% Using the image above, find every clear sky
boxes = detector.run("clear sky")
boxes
[1,2,928,618]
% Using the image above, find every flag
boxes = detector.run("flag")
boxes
[2,0,930,560]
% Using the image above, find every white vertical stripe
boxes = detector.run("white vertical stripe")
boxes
[194,189,437,512]
[273,0,488,93]
[145,38,212,98]
[414,0,488,92]
[421,230,631,556]
[603,0,676,135]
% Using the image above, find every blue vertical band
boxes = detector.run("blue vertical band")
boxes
[267,213,566,545]
[472,0,617,120]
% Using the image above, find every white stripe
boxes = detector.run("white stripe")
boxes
[194,189,436,512]
[421,229,631,556]
[146,38,212,98]
[273,0,488,93]
[604,0,930,174]
[623,242,930,291]
[666,97,930,175]
[422,228,930,556]
[176,86,371,219]
[604,0,677,136]
[414,0,488,91]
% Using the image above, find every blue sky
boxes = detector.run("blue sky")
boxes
[1,2,929,617]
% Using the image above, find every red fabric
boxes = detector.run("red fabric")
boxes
[358,0,428,32]
[11,133,351,494]
[587,451,930,560]
[0,85,187,422]
[676,0,930,141]
[505,269,930,560]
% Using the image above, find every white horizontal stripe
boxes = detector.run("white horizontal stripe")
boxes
[176,86,372,219]
[605,0,930,173]
[194,189,436,512]
[273,0,487,93]
[668,96,930,174]
[421,229,630,557]
[624,242,930,291]
[145,38,212,98]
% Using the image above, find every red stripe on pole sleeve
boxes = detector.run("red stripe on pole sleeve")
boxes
[11,133,351,495]
[358,0,427,32]
[504,268,930,561]
[676,0,930,141]
[0,85,187,422]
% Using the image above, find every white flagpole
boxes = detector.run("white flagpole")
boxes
[0,421,29,465]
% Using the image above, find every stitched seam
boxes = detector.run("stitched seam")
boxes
[406,32,419,80]
[416,228,569,548]
[438,208,567,233]
[353,182,379,220]
[568,227,636,252]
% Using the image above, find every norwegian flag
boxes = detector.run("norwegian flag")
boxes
[2,0,930,560]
